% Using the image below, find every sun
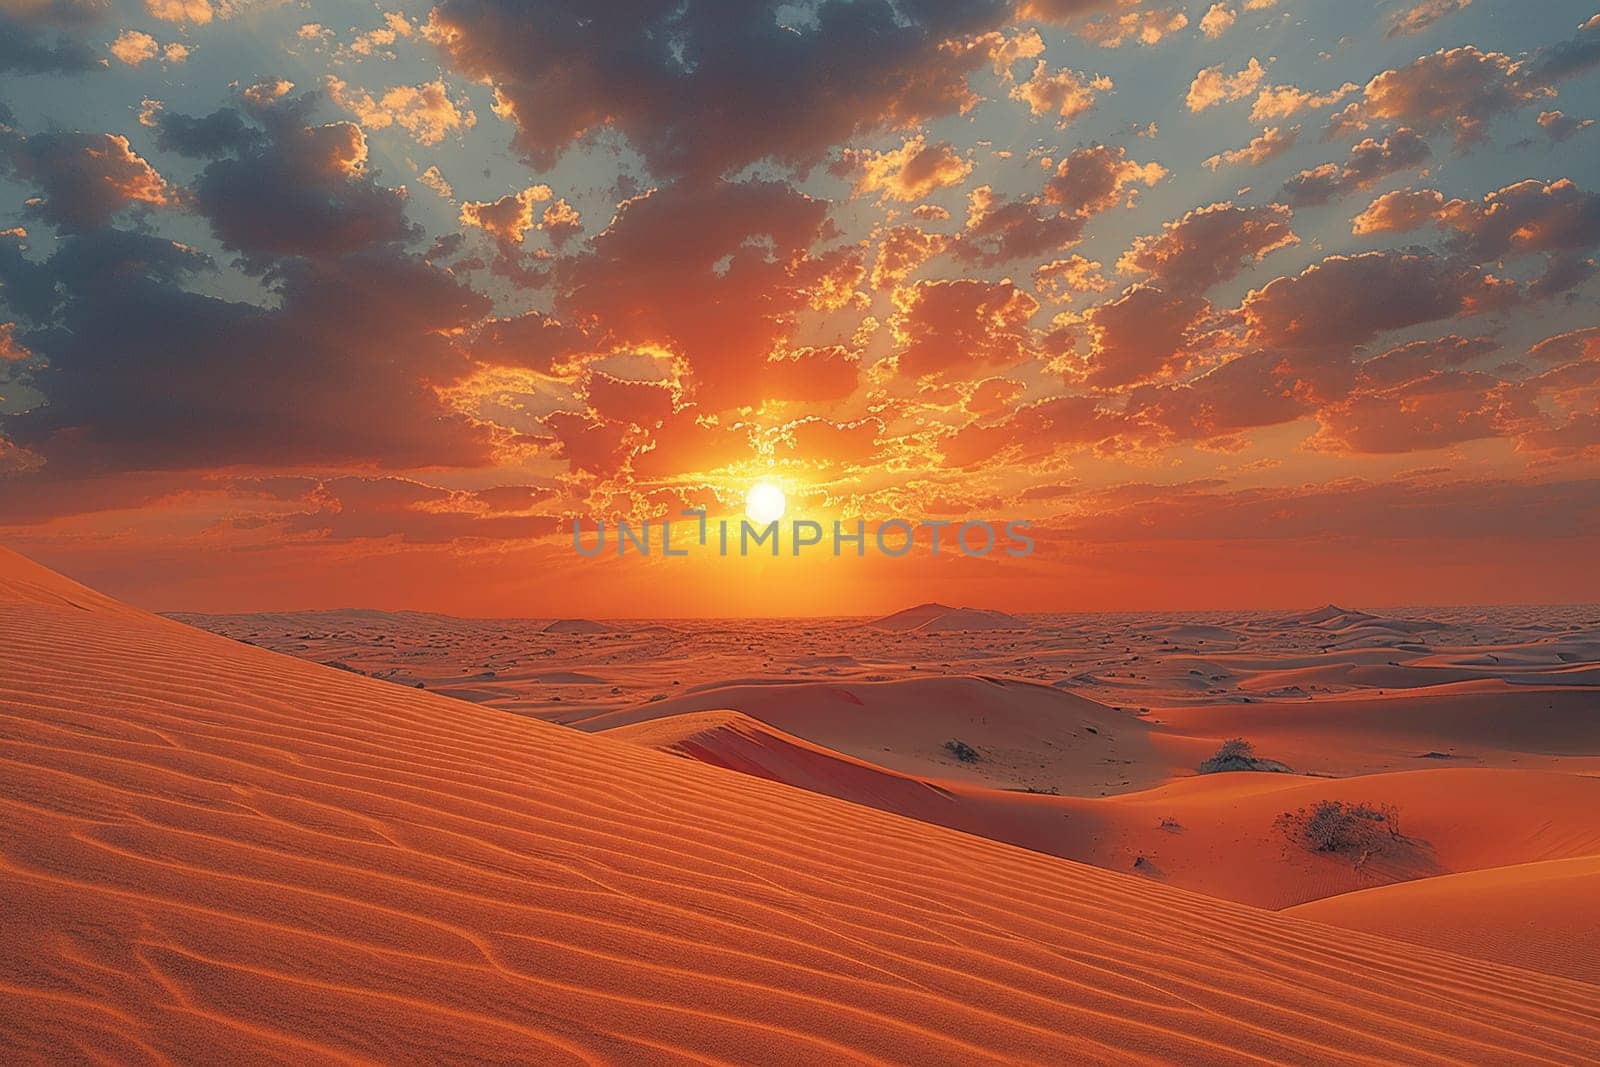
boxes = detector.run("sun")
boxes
[745,481,786,525]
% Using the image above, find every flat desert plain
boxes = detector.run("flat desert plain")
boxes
[3,546,1598,1063]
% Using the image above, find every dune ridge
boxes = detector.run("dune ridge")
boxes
[1286,855,1600,985]
[609,710,1600,913]
[3,547,1600,1064]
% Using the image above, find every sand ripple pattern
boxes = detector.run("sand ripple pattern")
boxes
[1,554,1598,1065]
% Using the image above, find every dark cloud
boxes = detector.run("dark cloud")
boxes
[1118,202,1298,295]
[1356,178,1600,259]
[890,278,1042,382]
[940,394,1129,468]
[1074,285,1210,388]
[185,97,418,266]
[1323,47,1542,149]
[0,10,103,74]
[151,107,265,158]
[951,185,1087,266]
[949,144,1164,267]
[1,130,169,232]
[277,476,559,544]
[1241,251,1518,350]
[1354,335,1498,389]
[430,0,1010,179]
[1527,14,1600,83]
[1278,128,1431,207]
[1354,179,1600,296]
[0,230,494,474]
[554,178,844,409]
[1310,369,1532,454]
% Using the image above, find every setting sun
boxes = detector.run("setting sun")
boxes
[746,481,787,525]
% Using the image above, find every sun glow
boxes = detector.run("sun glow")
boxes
[745,481,786,525]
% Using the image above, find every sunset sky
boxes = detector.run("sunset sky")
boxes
[1,0,1597,616]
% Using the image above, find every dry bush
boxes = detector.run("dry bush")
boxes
[1277,800,1402,855]
[944,739,980,763]
[1198,738,1290,774]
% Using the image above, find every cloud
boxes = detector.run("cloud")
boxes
[1537,110,1595,142]
[1352,180,1600,294]
[1526,12,1600,83]
[1353,334,1498,389]
[554,179,843,409]
[1310,369,1529,454]
[459,185,551,250]
[871,224,948,290]
[1,231,495,474]
[774,416,881,469]
[180,94,419,267]
[1200,4,1236,40]
[1278,128,1431,206]
[940,394,1128,468]
[1,130,169,232]
[1324,46,1544,149]
[1241,251,1518,349]
[145,0,214,22]
[109,29,157,64]
[1249,81,1359,122]
[1204,125,1300,170]
[837,135,972,202]
[0,10,103,74]
[1386,0,1472,39]
[1119,202,1298,294]
[541,198,582,248]
[1042,144,1167,215]
[1071,285,1211,388]
[890,278,1042,382]
[325,77,476,147]
[1123,347,1342,442]
[1528,325,1600,365]
[149,105,263,157]
[1187,57,1267,112]
[1011,62,1113,126]
[953,185,1088,266]
[582,371,677,427]
[430,0,1010,178]
[467,311,592,375]
[948,146,1163,267]
[1033,255,1110,302]
[277,476,557,544]
[1077,7,1188,48]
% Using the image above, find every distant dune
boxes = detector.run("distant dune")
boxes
[573,675,1178,795]
[6,545,1599,1063]
[868,602,1025,631]
[607,708,1600,912]
[543,618,613,634]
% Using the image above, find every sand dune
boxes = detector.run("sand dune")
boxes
[544,618,614,635]
[1288,855,1600,985]
[867,602,1024,632]
[610,710,1600,912]
[574,675,1188,795]
[6,545,1600,1062]
[1154,681,1600,777]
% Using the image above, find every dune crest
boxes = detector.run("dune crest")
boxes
[3,547,1599,1064]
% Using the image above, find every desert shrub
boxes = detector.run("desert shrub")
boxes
[1277,800,1401,854]
[1198,737,1283,773]
[944,739,980,763]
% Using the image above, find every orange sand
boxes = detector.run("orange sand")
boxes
[3,547,1599,1063]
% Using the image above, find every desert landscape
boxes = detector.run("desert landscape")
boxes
[4,0,1600,1061]
[3,545,1598,1063]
